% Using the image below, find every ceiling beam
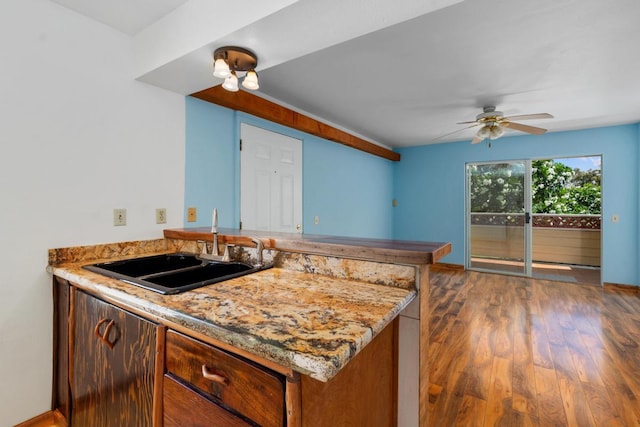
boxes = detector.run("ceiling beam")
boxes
[190,86,401,162]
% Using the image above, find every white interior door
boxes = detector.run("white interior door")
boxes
[240,123,302,233]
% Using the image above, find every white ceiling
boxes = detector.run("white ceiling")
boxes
[50,0,640,148]
[50,0,189,35]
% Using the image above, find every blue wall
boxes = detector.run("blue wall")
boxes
[185,97,237,228]
[637,123,640,285]
[393,124,640,286]
[185,97,395,238]
[301,131,394,238]
[186,96,639,285]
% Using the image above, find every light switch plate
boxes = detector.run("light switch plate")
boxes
[187,207,197,222]
[156,208,167,224]
[113,209,127,226]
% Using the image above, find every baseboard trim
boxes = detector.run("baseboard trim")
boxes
[14,409,67,427]
[604,282,640,294]
[432,262,465,271]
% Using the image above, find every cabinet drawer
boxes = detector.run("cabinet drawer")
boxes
[164,375,251,427]
[165,330,285,427]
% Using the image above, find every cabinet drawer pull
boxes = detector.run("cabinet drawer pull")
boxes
[201,364,228,385]
[94,318,116,349]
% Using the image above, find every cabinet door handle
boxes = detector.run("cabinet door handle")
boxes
[201,364,228,385]
[94,318,116,349]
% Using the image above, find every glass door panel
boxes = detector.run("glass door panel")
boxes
[467,161,529,275]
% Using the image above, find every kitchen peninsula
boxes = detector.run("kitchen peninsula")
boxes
[48,229,450,427]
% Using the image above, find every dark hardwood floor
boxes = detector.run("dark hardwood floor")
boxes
[428,265,640,426]
[470,258,601,286]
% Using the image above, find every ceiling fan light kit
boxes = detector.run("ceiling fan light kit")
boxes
[476,123,505,141]
[476,126,491,140]
[213,46,259,92]
[490,126,505,139]
[459,106,553,145]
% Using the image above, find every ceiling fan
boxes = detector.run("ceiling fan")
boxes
[455,106,554,144]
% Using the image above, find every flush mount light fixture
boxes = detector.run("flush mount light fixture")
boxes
[213,46,259,91]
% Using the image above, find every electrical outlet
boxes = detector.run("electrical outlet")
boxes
[156,208,167,224]
[314,215,320,225]
[187,207,197,222]
[612,214,619,223]
[113,209,127,226]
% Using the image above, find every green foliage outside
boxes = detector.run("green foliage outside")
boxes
[469,163,525,213]
[469,160,601,214]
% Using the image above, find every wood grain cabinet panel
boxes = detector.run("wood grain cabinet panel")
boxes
[53,277,71,421]
[300,321,397,427]
[71,290,157,427]
[163,375,252,427]
[165,330,285,427]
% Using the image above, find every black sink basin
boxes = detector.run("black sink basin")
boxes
[146,262,253,288]
[84,253,263,295]
[87,253,203,277]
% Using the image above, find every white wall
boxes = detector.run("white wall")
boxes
[0,1,185,424]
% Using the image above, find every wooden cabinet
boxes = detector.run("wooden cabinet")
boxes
[54,279,158,427]
[299,321,397,427]
[52,278,398,427]
[71,289,157,426]
[164,330,285,427]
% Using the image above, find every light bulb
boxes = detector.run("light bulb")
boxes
[242,69,259,90]
[489,125,505,140]
[222,71,239,92]
[476,126,491,140]
[213,58,231,78]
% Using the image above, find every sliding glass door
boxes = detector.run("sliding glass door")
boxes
[466,161,531,276]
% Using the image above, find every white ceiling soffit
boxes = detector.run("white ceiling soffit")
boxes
[132,0,299,82]
[135,0,463,95]
[49,0,190,36]
[256,0,640,147]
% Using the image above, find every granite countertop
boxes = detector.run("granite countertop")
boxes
[51,254,416,382]
[164,228,452,265]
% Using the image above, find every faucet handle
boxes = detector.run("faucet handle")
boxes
[222,244,234,262]
[250,238,264,267]
[197,240,208,255]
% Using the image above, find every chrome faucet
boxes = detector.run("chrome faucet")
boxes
[198,209,265,267]
[197,208,224,261]
[211,208,219,256]
[198,234,265,268]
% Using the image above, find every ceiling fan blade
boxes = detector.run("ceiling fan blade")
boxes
[502,113,554,121]
[432,123,480,142]
[456,120,478,124]
[503,121,548,135]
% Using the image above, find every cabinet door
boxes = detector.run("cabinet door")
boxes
[71,290,156,427]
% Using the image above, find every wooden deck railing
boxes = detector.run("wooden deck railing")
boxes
[470,213,601,267]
